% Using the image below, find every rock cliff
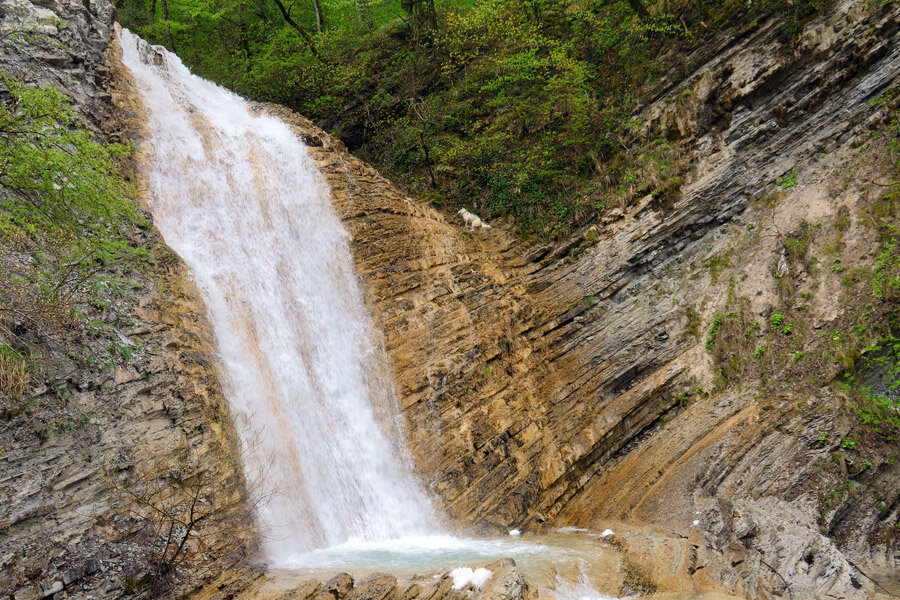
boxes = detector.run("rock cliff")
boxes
[2,0,899,598]
[266,0,899,596]
[0,4,251,599]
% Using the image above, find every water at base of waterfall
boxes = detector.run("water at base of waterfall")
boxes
[272,532,616,598]
[269,531,742,600]
[277,534,546,572]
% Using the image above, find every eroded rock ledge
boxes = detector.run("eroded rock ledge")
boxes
[262,0,900,596]
[1,7,251,600]
[3,0,898,596]
[208,559,537,600]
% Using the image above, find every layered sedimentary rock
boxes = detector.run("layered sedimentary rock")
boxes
[207,558,536,600]
[0,6,249,598]
[3,0,899,597]
[0,255,246,597]
[267,0,900,596]
[0,0,115,124]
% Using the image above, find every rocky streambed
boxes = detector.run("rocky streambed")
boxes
[201,529,752,600]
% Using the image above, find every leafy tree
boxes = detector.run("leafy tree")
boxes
[116,0,831,234]
[0,76,145,339]
[401,0,437,28]
[0,76,137,238]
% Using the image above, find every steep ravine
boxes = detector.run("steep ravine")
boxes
[1,0,898,598]
[264,0,899,596]
[1,5,253,598]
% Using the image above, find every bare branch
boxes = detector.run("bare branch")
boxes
[268,0,328,64]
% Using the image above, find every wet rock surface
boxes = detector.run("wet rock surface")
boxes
[2,0,899,597]
[233,562,536,600]
[264,0,900,596]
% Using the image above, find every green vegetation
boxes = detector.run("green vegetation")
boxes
[118,0,829,234]
[841,88,900,442]
[704,249,733,284]
[784,220,814,269]
[0,76,146,403]
[685,306,701,338]
[769,312,785,328]
[705,300,759,384]
[855,389,899,440]
[0,76,138,243]
[776,170,798,188]
[706,314,722,351]
[0,344,27,400]
[698,89,900,461]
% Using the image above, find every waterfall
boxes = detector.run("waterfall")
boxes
[118,28,438,562]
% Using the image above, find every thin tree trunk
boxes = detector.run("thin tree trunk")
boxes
[150,0,157,20]
[312,0,324,33]
[239,1,252,70]
[269,0,328,63]
[426,0,436,28]
[419,132,435,186]
[355,0,370,27]
[161,0,175,50]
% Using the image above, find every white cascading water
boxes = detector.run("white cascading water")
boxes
[116,32,632,600]
[118,28,439,561]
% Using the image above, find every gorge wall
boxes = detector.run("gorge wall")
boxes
[1,0,899,598]
[0,4,251,598]
[267,0,900,596]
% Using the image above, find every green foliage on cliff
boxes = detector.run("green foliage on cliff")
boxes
[0,77,145,369]
[0,76,138,238]
[855,88,900,439]
[119,0,828,234]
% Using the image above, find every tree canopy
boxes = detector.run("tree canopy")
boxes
[118,0,828,234]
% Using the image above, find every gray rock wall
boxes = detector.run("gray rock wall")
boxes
[0,2,251,598]
[0,0,115,122]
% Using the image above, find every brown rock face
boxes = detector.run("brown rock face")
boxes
[345,575,398,600]
[278,579,321,600]
[261,0,900,595]
[0,235,250,597]
[6,0,896,596]
[324,573,355,599]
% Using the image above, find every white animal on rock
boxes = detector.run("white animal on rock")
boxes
[457,207,491,231]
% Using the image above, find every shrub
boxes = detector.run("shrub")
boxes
[0,77,146,340]
[118,0,830,234]
[0,344,27,400]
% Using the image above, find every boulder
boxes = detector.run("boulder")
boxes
[279,579,321,600]
[324,573,354,599]
[345,574,398,600]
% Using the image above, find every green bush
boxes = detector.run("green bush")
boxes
[0,76,138,237]
[0,76,146,338]
[0,344,27,400]
[855,389,899,440]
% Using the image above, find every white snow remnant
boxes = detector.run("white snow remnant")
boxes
[450,567,492,589]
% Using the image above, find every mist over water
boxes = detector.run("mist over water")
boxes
[119,27,438,561]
